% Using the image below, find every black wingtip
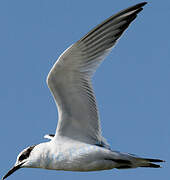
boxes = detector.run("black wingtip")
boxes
[129,2,147,13]
[141,2,148,5]
[136,2,148,7]
[144,158,165,163]
[131,2,147,8]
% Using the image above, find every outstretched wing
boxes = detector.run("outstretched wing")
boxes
[47,2,147,145]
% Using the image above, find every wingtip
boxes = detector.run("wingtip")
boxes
[133,2,148,9]
[142,2,148,5]
[145,158,165,163]
[138,2,148,6]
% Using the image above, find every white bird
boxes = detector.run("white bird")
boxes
[3,2,164,179]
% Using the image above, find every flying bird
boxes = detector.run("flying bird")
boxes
[3,2,164,179]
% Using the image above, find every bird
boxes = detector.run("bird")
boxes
[2,2,164,179]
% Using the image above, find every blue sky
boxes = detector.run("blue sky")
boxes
[0,0,169,179]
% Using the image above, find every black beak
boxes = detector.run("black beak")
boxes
[2,163,23,180]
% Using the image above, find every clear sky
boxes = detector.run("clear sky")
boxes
[0,0,169,179]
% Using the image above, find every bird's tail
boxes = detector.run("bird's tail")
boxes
[114,154,165,169]
[135,157,165,168]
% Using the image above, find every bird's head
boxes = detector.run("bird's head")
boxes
[2,145,36,179]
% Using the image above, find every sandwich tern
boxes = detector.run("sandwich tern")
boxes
[2,2,164,179]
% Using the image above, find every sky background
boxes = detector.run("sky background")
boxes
[0,0,169,179]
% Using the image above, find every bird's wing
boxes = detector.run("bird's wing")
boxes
[46,2,147,145]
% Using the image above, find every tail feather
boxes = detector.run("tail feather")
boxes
[114,155,165,169]
[136,157,165,168]
[140,163,161,168]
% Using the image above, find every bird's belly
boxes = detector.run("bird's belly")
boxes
[62,159,115,171]
[48,158,115,172]
[46,145,116,171]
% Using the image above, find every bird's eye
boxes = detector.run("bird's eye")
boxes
[19,154,27,161]
[18,145,36,162]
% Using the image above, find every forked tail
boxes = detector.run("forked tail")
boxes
[136,157,165,168]
[113,155,165,169]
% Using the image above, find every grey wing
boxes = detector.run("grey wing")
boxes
[46,2,147,145]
